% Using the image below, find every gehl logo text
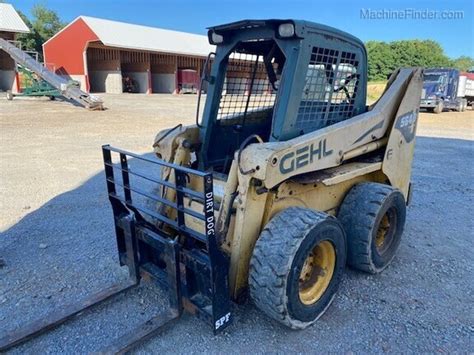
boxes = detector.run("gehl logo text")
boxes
[279,138,333,174]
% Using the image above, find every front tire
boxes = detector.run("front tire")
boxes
[6,90,13,100]
[433,101,444,114]
[249,207,346,329]
[338,183,406,274]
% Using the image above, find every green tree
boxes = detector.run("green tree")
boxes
[16,11,35,50]
[366,41,396,81]
[390,40,450,68]
[16,4,65,60]
[450,56,474,72]
[366,39,453,81]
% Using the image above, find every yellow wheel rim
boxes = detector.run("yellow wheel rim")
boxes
[375,206,398,254]
[298,240,336,305]
[375,214,390,250]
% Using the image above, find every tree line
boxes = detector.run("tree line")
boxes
[366,40,473,81]
[14,5,474,81]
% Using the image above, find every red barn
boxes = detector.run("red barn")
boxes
[43,16,214,94]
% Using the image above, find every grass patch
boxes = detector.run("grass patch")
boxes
[367,81,387,105]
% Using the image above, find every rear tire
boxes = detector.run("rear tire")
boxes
[338,183,406,274]
[249,207,346,329]
[6,90,13,101]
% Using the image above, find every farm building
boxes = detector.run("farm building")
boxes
[43,16,214,94]
[0,3,30,93]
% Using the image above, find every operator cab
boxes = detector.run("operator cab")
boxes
[197,20,367,173]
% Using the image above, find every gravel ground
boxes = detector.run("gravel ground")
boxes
[1,94,473,353]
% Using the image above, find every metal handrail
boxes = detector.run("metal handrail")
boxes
[196,52,216,128]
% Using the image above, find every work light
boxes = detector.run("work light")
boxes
[278,23,295,37]
[211,32,224,44]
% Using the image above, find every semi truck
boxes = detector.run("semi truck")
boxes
[420,68,473,113]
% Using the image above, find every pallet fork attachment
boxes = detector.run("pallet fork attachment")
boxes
[0,146,232,352]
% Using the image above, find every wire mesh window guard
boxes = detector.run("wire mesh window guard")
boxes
[216,43,283,125]
[297,47,360,132]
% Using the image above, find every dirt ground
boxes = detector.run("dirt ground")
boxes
[0,94,473,353]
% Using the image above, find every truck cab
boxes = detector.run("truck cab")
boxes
[420,68,468,113]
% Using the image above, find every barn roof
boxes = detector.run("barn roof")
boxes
[45,16,214,57]
[0,3,30,34]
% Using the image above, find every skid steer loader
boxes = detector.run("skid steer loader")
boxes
[1,19,422,352]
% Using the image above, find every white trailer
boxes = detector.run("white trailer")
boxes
[460,72,474,107]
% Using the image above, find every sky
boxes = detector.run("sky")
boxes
[11,0,474,58]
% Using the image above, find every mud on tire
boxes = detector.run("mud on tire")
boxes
[249,207,346,329]
[338,182,406,274]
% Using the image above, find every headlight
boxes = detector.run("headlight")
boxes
[211,32,224,44]
[278,23,295,37]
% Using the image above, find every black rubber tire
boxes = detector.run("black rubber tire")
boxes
[145,186,166,225]
[433,101,444,114]
[249,207,346,329]
[338,182,406,274]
